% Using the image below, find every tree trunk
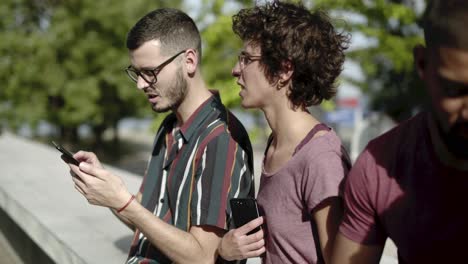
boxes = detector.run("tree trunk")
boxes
[60,126,79,143]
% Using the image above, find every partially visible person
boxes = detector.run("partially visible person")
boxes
[331,1,468,263]
[217,1,351,263]
[65,8,254,264]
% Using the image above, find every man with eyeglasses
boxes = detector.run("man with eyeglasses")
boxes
[218,1,351,263]
[66,8,254,264]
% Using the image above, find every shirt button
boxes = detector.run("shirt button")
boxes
[160,199,164,203]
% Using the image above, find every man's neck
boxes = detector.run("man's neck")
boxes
[174,78,212,125]
[263,104,320,149]
[427,113,468,171]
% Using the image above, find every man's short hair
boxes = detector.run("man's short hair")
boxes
[422,0,468,49]
[126,8,202,58]
[232,0,349,109]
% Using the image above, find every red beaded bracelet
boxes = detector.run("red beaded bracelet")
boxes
[117,194,135,213]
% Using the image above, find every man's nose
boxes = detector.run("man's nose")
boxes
[232,61,241,77]
[136,76,149,90]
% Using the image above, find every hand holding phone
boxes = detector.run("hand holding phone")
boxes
[52,141,80,166]
[230,198,262,235]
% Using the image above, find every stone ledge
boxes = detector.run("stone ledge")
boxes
[0,132,142,263]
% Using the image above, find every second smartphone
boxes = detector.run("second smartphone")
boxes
[230,198,261,235]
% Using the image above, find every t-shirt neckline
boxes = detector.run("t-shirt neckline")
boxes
[261,123,331,177]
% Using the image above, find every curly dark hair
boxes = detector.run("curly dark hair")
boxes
[232,1,350,109]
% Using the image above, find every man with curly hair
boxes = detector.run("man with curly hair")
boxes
[217,1,351,263]
[331,0,468,263]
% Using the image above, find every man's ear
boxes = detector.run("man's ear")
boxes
[414,44,427,80]
[184,49,198,76]
[278,60,294,86]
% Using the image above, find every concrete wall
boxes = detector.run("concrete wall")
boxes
[0,132,141,264]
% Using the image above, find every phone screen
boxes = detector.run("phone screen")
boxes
[52,141,80,166]
[230,198,261,235]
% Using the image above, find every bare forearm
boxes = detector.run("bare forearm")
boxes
[331,233,383,264]
[110,192,143,231]
[314,197,343,264]
[71,158,217,262]
[110,208,135,231]
[120,201,218,264]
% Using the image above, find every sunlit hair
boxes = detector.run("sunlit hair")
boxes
[126,8,202,60]
[232,0,349,109]
[422,0,468,49]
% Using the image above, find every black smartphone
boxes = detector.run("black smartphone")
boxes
[230,198,261,235]
[52,141,80,166]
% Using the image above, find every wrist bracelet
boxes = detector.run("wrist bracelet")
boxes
[117,194,135,213]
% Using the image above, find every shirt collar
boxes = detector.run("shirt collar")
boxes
[177,90,224,143]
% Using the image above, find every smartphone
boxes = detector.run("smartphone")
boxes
[52,141,80,166]
[230,198,261,235]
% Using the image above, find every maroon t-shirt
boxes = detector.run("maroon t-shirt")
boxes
[340,112,468,263]
[258,126,350,264]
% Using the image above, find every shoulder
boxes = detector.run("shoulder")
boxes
[299,131,350,180]
[368,112,426,147]
[211,102,250,139]
[205,103,252,153]
[345,112,426,192]
[364,112,427,163]
[195,110,250,156]
[299,130,347,163]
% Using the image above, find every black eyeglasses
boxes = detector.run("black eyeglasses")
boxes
[238,52,261,70]
[125,50,186,85]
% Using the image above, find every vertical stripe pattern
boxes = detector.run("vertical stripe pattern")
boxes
[126,93,254,264]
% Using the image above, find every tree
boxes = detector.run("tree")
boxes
[0,0,182,143]
[314,0,428,122]
[0,0,54,133]
[198,0,275,143]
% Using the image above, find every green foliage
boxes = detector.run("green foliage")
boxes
[1,0,430,143]
[199,1,250,108]
[314,0,428,122]
[0,0,260,142]
[0,0,182,141]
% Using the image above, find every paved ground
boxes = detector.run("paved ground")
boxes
[0,132,141,264]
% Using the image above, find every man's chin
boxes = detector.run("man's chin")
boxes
[152,105,171,113]
[151,101,181,113]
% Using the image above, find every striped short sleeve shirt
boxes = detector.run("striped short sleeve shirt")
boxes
[127,92,254,264]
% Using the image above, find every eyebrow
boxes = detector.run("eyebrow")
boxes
[129,65,157,71]
[239,51,252,56]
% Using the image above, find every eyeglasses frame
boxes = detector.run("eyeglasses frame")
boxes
[125,49,187,85]
[238,52,262,70]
